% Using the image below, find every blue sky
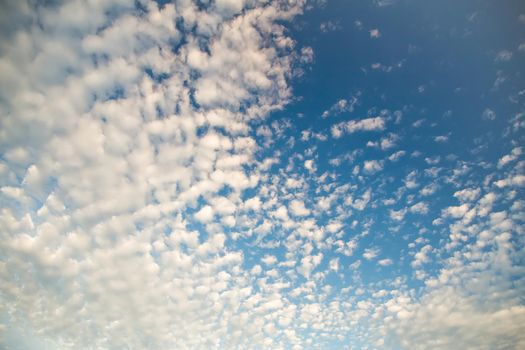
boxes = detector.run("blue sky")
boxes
[0,0,524,349]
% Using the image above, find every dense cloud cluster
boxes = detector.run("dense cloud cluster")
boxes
[1,0,524,349]
[0,0,307,348]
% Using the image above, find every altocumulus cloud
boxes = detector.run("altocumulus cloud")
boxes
[1,1,525,350]
[0,0,307,348]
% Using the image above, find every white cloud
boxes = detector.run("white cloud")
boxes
[411,244,433,267]
[304,159,316,173]
[389,150,406,162]
[378,258,393,266]
[285,178,303,189]
[494,175,525,188]
[363,248,379,260]
[195,205,215,223]
[289,199,311,217]
[442,204,470,218]
[386,195,525,348]
[374,0,397,7]
[335,239,358,256]
[329,257,340,271]
[370,28,381,38]
[297,253,323,278]
[454,188,480,202]
[0,0,309,348]
[390,208,407,221]
[262,255,278,265]
[245,196,262,211]
[482,108,497,120]
[421,183,438,196]
[363,160,384,174]
[410,202,429,215]
[434,135,449,142]
[251,264,262,275]
[1,1,524,349]
[320,20,341,33]
[351,188,372,211]
[300,46,314,64]
[380,134,398,150]
[215,0,245,17]
[497,147,522,168]
[273,205,290,221]
[495,50,513,62]
[322,96,358,118]
[331,117,386,138]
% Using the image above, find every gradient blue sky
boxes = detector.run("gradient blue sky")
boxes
[1,0,524,349]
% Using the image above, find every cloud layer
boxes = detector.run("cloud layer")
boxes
[1,1,525,349]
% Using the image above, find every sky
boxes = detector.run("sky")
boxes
[0,0,524,349]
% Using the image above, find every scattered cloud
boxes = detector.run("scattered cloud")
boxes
[363,248,380,260]
[363,160,384,174]
[495,50,513,62]
[1,1,523,349]
[370,28,381,38]
[378,258,393,266]
[320,20,342,32]
[331,117,386,138]
[482,108,497,120]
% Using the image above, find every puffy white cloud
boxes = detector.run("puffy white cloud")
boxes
[363,248,379,260]
[454,187,481,202]
[321,96,358,118]
[434,135,449,142]
[495,50,513,62]
[363,160,384,174]
[442,204,470,218]
[370,28,381,38]
[420,183,438,196]
[215,0,245,17]
[251,264,262,275]
[482,108,497,121]
[390,208,407,221]
[378,258,393,266]
[411,244,433,267]
[195,205,215,223]
[351,188,372,210]
[289,199,311,217]
[300,46,314,64]
[297,253,323,278]
[329,257,340,271]
[389,150,406,162]
[335,239,358,256]
[380,134,398,150]
[304,159,316,173]
[384,195,525,349]
[272,205,290,221]
[320,20,341,33]
[410,202,429,215]
[497,147,522,168]
[0,0,311,348]
[261,255,278,265]
[494,175,525,188]
[245,196,262,211]
[331,117,386,138]
[1,1,523,349]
